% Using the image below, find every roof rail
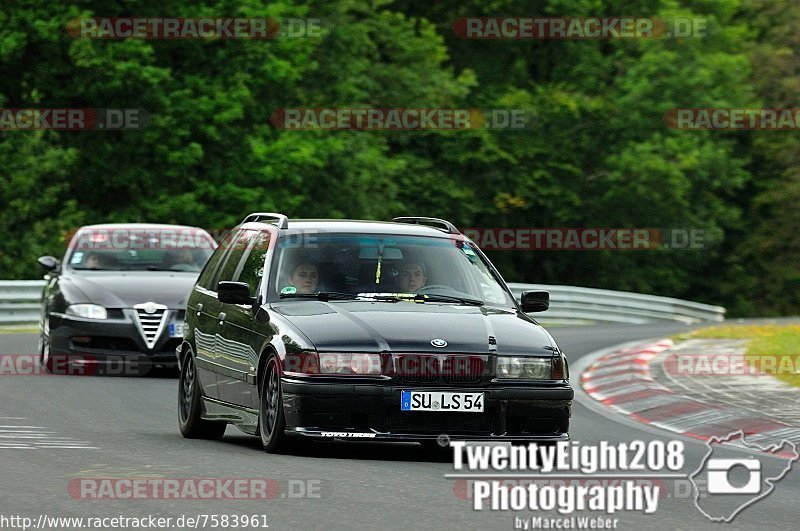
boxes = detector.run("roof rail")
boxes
[391,217,460,234]
[241,212,289,229]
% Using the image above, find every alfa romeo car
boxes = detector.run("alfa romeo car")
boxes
[38,223,217,374]
[177,214,572,452]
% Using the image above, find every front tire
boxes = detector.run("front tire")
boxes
[178,351,226,440]
[259,358,287,453]
[38,315,53,374]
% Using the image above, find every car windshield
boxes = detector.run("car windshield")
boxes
[273,233,515,307]
[67,228,215,272]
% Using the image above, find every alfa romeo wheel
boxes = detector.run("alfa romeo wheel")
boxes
[38,316,53,373]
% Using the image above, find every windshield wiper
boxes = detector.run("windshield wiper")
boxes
[279,291,362,301]
[419,293,484,306]
[373,295,424,303]
[115,266,175,271]
[279,291,483,306]
[359,292,484,306]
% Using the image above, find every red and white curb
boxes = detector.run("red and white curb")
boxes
[581,339,800,458]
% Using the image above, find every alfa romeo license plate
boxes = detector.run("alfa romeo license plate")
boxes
[400,391,484,412]
[169,322,184,338]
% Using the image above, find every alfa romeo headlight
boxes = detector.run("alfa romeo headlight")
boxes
[496,356,552,379]
[66,304,107,319]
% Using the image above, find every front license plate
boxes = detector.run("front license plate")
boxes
[401,391,484,412]
[168,322,184,338]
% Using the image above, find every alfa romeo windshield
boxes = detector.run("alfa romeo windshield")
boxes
[67,229,215,272]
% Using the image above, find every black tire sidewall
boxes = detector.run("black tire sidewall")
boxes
[39,315,52,372]
[259,358,286,452]
[178,350,203,434]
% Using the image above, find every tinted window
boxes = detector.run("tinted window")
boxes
[272,233,514,306]
[68,228,215,272]
[196,230,237,289]
[214,229,258,288]
[238,231,271,297]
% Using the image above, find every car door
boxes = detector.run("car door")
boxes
[189,229,241,400]
[216,229,274,408]
[211,229,260,405]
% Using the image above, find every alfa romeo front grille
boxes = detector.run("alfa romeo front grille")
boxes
[133,303,168,349]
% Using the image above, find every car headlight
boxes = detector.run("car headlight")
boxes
[66,304,107,319]
[496,356,554,379]
[283,352,382,375]
[319,353,382,375]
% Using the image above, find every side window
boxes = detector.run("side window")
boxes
[238,231,271,297]
[213,229,258,289]
[196,230,237,290]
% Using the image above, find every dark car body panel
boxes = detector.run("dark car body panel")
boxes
[271,301,557,354]
[61,272,196,309]
[179,219,573,443]
[281,379,571,440]
[47,309,185,365]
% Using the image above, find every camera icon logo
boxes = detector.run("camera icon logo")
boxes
[706,458,761,494]
[690,430,798,522]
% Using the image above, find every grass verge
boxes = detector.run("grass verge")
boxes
[0,325,38,334]
[674,324,800,387]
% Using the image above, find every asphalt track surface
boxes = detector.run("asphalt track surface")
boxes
[0,324,797,530]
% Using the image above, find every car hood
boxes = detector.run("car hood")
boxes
[271,301,557,356]
[63,271,198,309]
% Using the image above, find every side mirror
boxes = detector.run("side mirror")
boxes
[520,290,549,313]
[38,256,60,272]
[218,281,254,305]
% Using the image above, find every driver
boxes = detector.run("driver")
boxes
[83,252,105,269]
[172,248,194,265]
[396,260,427,292]
[286,261,319,294]
[164,248,198,270]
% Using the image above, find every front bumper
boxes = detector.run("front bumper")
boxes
[47,310,184,374]
[282,377,573,441]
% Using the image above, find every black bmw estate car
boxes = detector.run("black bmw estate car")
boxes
[38,224,216,374]
[177,214,572,452]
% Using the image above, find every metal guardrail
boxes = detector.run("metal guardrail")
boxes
[508,283,725,324]
[0,280,725,326]
[0,280,45,325]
